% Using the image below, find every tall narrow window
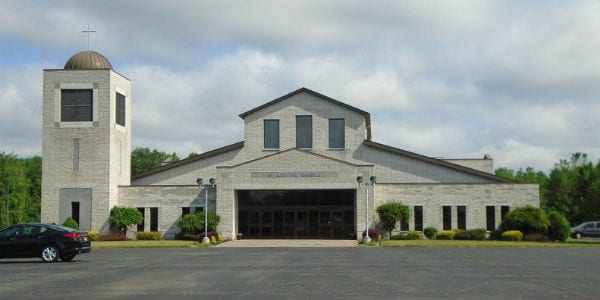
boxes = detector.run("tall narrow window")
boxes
[296,115,312,149]
[61,89,93,122]
[264,119,280,149]
[137,208,145,232]
[501,206,510,220]
[414,206,423,231]
[116,92,126,126]
[71,202,80,226]
[486,206,496,231]
[150,207,158,231]
[442,206,452,230]
[329,118,345,149]
[457,206,466,230]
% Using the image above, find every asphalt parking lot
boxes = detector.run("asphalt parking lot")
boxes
[1,247,599,299]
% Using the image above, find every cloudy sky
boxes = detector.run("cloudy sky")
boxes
[1,0,599,173]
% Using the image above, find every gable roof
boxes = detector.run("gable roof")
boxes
[363,140,514,183]
[239,87,372,140]
[131,141,244,180]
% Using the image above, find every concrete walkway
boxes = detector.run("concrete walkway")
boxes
[217,239,358,247]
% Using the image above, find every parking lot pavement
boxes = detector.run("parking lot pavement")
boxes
[1,247,600,299]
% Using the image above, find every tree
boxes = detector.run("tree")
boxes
[131,147,179,175]
[376,202,410,238]
[0,152,39,226]
[500,205,549,235]
[109,206,143,235]
[178,211,220,234]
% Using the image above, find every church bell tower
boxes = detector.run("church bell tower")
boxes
[41,51,131,232]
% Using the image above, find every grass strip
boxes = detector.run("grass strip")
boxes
[381,239,600,248]
[91,240,210,249]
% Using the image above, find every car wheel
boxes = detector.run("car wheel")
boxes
[61,254,76,262]
[576,232,582,239]
[41,245,59,263]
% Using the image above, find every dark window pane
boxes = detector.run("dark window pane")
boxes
[150,207,158,231]
[400,219,409,231]
[71,202,80,226]
[414,206,423,231]
[137,208,145,232]
[181,207,191,217]
[501,206,510,220]
[443,206,452,230]
[329,119,345,148]
[486,206,495,231]
[116,92,126,126]
[264,119,279,149]
[457,206,466,230]
[61,89,93,122]
[296,115,312,148]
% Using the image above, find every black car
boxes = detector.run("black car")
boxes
[0,223,91,262]
[570,221,600,239]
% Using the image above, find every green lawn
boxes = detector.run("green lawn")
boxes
[381,239,600,248]
[91,240,211,249]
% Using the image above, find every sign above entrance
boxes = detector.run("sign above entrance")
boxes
[251,171,338,178]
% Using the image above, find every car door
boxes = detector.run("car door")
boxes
[18,225,43,256]
[0,226,23,257]
[582,222,595,237]
[594,222,600,238]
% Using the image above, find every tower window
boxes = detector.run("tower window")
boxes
[329,118,345,149]
[264,119,280,149]
[61,89,93,122]
[116,92,126,126]
[296,115,312,149]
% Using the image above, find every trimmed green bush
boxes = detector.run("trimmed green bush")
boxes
[454,228,487,240]
[178,211,221,234]
[136,231,162,240]
[500,206,548,235]
[436,230,456,240]
[424,227,437,239]
[391,231,423,240]
[501,230,523,241]
[547,210,571,242]
[87,231,100,241]
[110,206,143,235]
[62,216,79,230]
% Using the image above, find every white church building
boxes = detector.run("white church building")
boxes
[41,51,539,240]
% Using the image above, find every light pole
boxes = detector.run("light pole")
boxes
[357,175,376,244]
[197,177,216,244]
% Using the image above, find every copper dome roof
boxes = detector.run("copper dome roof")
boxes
[64,51,112,70]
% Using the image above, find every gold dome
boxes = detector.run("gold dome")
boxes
[64,51,112,70]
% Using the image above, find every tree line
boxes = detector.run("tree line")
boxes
[1,148,597,227]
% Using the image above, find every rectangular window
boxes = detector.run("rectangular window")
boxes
[442,206,452,230]
[501,206,510,220]
[116,92,126,126]
[61,89,93,122]
[400,219,409,231]
[137,208,145,232]
[150,207,158,232]
[414,206,423,231]
[182,207,191,218]
[329,118,345,149]
[457,206,466,230]
[264,119,280,149]
[71,202,80,226]
[296,115,312,149]
[486,206,496,231]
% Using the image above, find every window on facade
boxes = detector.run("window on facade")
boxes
[486,206,495,231]
[137,208,145,232]
[181,207,191,218]
[71,202,80,226]
[264,119,280,149]
[61,89,93,122]
[329,118,345,149]
[414,206,423,231]
[400,219,409,231]
[296,115,312,149]
[457,206,466,230]
[501,206,510,220]
[116,92,126,126]
[150,207,158,231]
[442,206,452,230]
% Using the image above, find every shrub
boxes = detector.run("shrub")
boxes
[218,234,224,242]
[362,228,380,240]
[376,202,411,238]
[455,228,487,240]
[136,231,162,240]
[501,230,523,241]
[547,210,571,242]
[62,217,79,230]
[523,233,548,242]
[210,236,217,244]
[178,211,221,234]
[500,206,548,235]
[390,231,423,240]
[424,227,437,239]
[110,206,143,235]
[87,231,100,241]
[489,229,503,241]
[99,232,130,241]
[436,230,456,240]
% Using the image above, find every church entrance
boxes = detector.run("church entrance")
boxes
[237,190,355,239]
